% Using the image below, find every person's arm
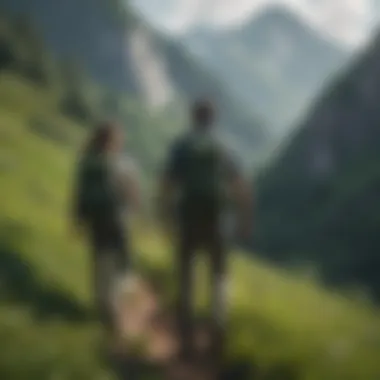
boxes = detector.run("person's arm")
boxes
[226,154,253,239]
[157,142,182,225]
[232,174,252,237]
[117,157,141,213]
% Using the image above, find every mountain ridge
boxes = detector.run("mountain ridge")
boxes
[182,4,349,132]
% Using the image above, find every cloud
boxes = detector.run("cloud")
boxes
[289,0,376,46]
[131,0,377,47]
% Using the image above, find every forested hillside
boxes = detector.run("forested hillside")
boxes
[254,30,380,299]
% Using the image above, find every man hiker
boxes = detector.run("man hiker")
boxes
[159,99,252,364]
[71,121,140,343]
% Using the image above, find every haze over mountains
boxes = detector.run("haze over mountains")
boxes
[183,6,350,131]
[131,0,377,48]
[0,0,373,167]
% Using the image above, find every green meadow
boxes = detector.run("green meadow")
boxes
[1,73,380,379]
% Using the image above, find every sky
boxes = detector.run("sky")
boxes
[130,0,379,49]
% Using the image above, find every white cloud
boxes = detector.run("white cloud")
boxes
[130,0,378,48]
[289,0,376,47]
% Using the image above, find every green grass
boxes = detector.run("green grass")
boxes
[1,74,380,379]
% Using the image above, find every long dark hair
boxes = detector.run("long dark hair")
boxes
[73,121,119,223]
[82,121,119,157]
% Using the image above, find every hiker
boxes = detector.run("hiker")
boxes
[71,120,140,336]
[159,99,252,363]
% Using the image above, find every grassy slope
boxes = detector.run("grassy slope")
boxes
[1,74,380,379]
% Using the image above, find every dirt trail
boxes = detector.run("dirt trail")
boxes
[107,273,222,380]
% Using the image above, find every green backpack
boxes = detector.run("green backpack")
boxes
[76,153,122,222]
[178,133,228,205]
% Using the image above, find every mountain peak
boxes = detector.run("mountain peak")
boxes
[241,4,345,52]
[250,4,305,25]
[181,3,348,129]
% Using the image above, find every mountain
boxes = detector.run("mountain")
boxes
[183,5,349,132]
[253,30,380,298]
[0,0,269,165]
